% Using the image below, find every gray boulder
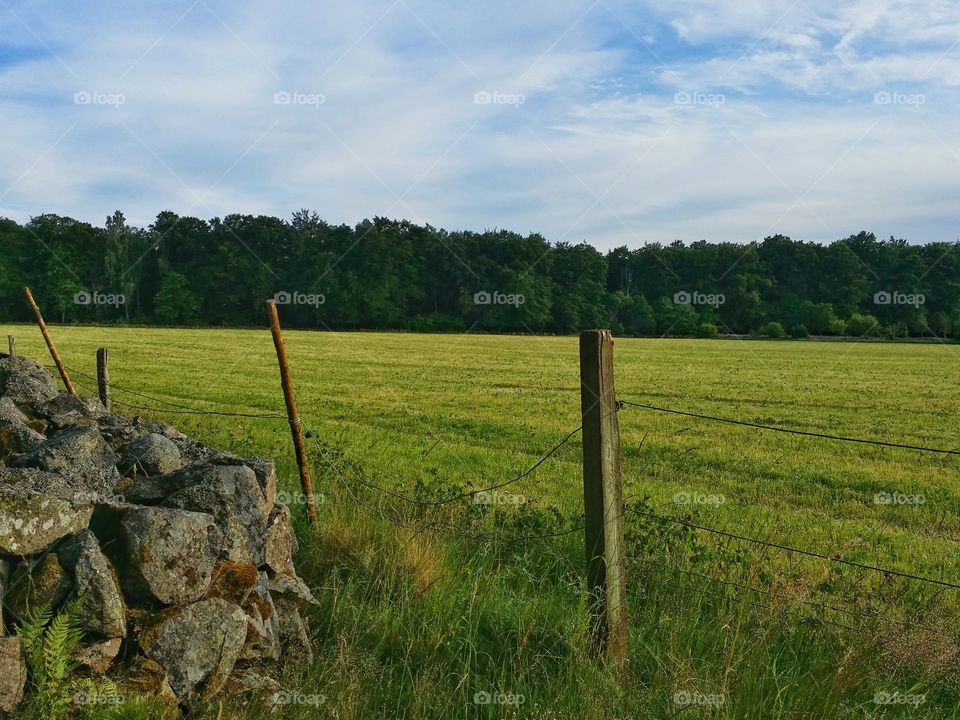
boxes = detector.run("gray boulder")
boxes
[0,357,58,406]
[264,504,297,577]
[161,464,267,565]
[39,392,106,428]
[57,530,126,638]
[108,506,220,606]
[140,598,248,703]
[119,433,183,477]
[5,553,72,623]
[275,598,313,666]
[0,636,26,713]
[243,457,277,518]
[0,484,94,554]
[9,425,120,495]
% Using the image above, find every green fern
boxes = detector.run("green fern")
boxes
[14,597,86,719]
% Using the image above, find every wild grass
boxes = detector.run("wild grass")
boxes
[2,325,959,718]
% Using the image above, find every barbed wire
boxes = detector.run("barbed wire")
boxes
[625,505,960,591]
[618,399,960,456]
[56,363,287,420]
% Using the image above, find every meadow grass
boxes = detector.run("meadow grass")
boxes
[2,325,959,719]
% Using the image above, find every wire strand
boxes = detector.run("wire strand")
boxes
[618,399,960,456]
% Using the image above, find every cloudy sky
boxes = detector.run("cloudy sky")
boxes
[1,0,958,248]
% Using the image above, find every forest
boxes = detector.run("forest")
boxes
[2,210,958,339]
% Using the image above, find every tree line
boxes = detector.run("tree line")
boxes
[1,210,958,339]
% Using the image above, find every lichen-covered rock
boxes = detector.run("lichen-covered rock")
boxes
[0,356,58,406]
[239,572,279,661]
[5,553,72,623]
[161,464,267,565]
[0,484,94,554]
[57,530,126,638]
[110,506,220,605]
[0,559,9,635]
[119,433,183,477]
[0,421,46,455]
[264,504,297,576]
[140,598,248,703]
[268,572,320,606]
[274,598,313,666]
[77,637,122,673]
[9,425,120,495]
[0,636,27,712]
[243,457,277,517]
[122,657,178,705]
[39,392,106,428]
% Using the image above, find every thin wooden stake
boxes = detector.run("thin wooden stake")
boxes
[97,348,110,412]
[6,335,14,357]
[266,300,318,524]
[579,329,628,665]
[23,286,76,396]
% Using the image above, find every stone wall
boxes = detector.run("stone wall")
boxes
[0,354,316,711]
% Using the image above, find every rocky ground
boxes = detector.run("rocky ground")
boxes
[0,353,316,712]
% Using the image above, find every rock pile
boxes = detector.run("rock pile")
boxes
[0,354,316,711]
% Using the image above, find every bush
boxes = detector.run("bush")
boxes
[845,313,880,337]
[788,324,809,339]
[695,323,719,338]
[761,321,786,338]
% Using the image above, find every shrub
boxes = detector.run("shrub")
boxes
[846,313,880,337]
[761,321,786,338]
[695,323,719,338]
[788,324,809,339]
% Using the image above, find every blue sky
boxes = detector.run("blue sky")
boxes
[0,0,957,248]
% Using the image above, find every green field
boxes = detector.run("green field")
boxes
[4,325,960,719]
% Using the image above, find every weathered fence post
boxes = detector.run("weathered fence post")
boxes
[6,335,15,357]
[579,329,628,665]
[97,348,110,412]
[266,300,318,525]
[23,286,76,395]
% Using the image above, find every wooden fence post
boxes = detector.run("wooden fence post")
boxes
[579,329,628,665]
[6,335,14,357]
[23,286,76,396]
[97,348,110,412]
[266,300,318,525]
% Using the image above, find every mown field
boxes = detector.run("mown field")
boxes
[3,324,960,719]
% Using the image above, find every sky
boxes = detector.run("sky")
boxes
[0,0,958,249]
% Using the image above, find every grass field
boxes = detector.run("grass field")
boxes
[3,325,960,719]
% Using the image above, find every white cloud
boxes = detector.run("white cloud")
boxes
[0,0,958,250]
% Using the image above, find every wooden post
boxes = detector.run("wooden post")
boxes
[97,348,110,412]
[266,300,318,524]
[579,329,627,665]
[6,335,14,357]
[23,286,76,396]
